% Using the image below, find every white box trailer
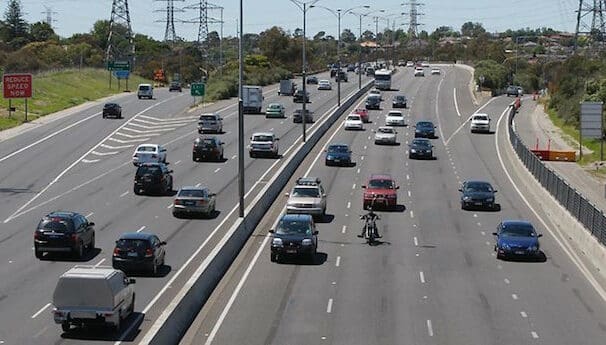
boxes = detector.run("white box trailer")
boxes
[52,266,135,332]
[243,85,264,113]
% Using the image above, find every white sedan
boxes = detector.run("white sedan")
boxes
[431,68,441,75]
[132,144,167,166]
[385,111,406,126]
[374,126,397,145]
[344,114,364,130]
[318,80,332,90]
[470,113,491,133]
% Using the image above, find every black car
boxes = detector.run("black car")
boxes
[414,121,436,138]
[306,76,318,84]
[34,211,95,259]
[102,103,122,119]
[325,143,352,166]
[365,95,381,110]
[193,136,224,161]
[292,109,314,123]
[408,138,434,159]
[459,180,498,210]
[112,232,166,275]
[169,82,182,92]
[335,71,348,82]
[133,162,173,195]
[392,95,407,108]
[293,89,310,103]
[330,68,338,78]
[269,214,318,263]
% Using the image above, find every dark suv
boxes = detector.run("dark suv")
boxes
[102,103,122,119]
[133,163,173,195]
[192,136,224,161]
[269,214,318,263]
[293,89,310,103]
[335,71,348,82]
[34,211,95,259]
[169,82,182,92]
[112,232,166,275]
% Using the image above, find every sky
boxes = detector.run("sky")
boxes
[5,0,580,41]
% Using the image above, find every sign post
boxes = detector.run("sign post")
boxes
[190,82,205,106]
[3,73,33,122]
[107,61,131,89]
[580,101,604,160]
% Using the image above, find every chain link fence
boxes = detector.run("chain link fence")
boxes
[507,107,606,245]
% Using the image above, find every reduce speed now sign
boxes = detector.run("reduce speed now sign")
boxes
[3,73,33,99]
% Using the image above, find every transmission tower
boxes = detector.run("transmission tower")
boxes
[403,1,424,38]
[574,0,606,51]
[183,1,223,56]
[106,0,135,66]
[156,0,185,42]
[41,6,57,27]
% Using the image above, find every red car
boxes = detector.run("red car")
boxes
[352,108,369,123]
[362,174,399,210]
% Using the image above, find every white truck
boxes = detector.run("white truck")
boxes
[52,266,136,332]
[243,85,264,113]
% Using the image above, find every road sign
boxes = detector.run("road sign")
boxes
[580,102,603,139]
[191,83,205,97]
[113,70,130,79]
[107,61,130,71]
[3,73,32,99]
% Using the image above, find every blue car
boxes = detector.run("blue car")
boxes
[325,143,352,166]
[493,220,543,260]
[414,121,436,138]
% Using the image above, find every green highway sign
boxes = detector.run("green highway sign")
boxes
[191,82,205,97]
[107,61,130,71]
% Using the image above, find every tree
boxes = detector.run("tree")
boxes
[30,22,57,42]
[313,31,325,41]
[361,30,374,41]
[461,22,486,38]
[3,0,28,45]
[340,29,356,43]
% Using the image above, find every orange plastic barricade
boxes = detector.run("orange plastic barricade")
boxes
[548,150,576,162]
[531,150,550,160]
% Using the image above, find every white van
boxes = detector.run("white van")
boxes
[137,83,153,99]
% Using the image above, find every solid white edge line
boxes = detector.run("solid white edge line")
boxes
[413,236,419,246]
[453,88,461,117]
[137,226,146,233]
[31,303,51,319]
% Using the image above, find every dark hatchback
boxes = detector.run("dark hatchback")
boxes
[102,103,122,119]
[408,138,434,159]
[112,232,166,275]
[459,180,497,210]
[169,81,182,92]
[133,162,173,195]
[493,220,542,260]
[414,121,436,138]
[325,143,352,166]
[293,89,310,103]
[365,95,381,110]
[292,109,314,123]
[307,76,318,84]
[269,214,318,263]
[34,211,95,259]
[392,95,407,108]
[193,136,224,161]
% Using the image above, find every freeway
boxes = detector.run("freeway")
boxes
[0,71,372,344]
[182,66,606,345]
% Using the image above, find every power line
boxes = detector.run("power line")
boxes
[574,0,606,51]
[403,1,424,38]
[155,0,185,42]
[183,1,223,54]
[41,5,57,27]
[106,0,135,66]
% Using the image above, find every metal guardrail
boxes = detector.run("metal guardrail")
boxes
[507,106,606,244]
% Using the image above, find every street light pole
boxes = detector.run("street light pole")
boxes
[237,0,244,217]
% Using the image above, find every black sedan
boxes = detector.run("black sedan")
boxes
[102,102,122,119]
[269,214,318,263]
[408,138,434,159]
[112,232,166,275]
[192,136,224,161]
[293,89,310,103]
[306,76,318,84]
[414,121,436,138]
[365,95,381,110]
[392,95,407,108]
[459,180,498,210]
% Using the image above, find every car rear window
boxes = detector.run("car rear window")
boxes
[39,219,71,233]
[252,135,273,142]
[116,239,150,250]
[200,115,217,121]
[368,179,395,189]
[291,187,319,198]
[139,85,150,91]
[178,189,207,197]
[137,166,161,176]
[196,139,216,147]
[347,115,361,121]
[473,115,488,121]
[388,112,403,117]
[378,128,394,133]
[328,145,348,153]
[137,146,157,152]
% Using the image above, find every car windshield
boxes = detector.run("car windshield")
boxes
[347,115,361,121]
[268,104,281,109]
[116,239,150,250]
[412,140,431,148]
[368,179,394,189]
[276,219,312,235]
[137,166,161,176]
[328,145,348,153]
[501,224,535,237]
[200,115,217,121]
[291,187,320,198]
[417,122,433,128]
[196,139,217,147]
[465,182,493,193]
[395,96,406,101]
[137,146,157,152]
[252,135,273,142]
[378,128,395,134]
[139,85,150,91]
[178,189,207,197]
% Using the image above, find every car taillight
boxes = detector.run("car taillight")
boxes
[388,194,397,199]
[113,248,120,256]
[145,249,153,257]
[70,234,77,242]
[198,200,207,206]
[152,154,157,158]
[174,199,181,205]
[34,231,40,240]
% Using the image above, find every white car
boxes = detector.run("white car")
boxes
[249,132,279,158]
[132,144,167,166]
[470,113,491,133]
[344,114,364,130]
[318,80,332,90]
[369,88,382,100]
[421,61,430,67]
[406,61,414,67]
[414,68,425,77]
[431,68,441,75]
[374,126,397,145]
[385,111,406,126]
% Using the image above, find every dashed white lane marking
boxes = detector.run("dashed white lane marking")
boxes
[214,168,221,173]
[352,183,356,189]
[419,271,426,283]
[326,298,333,313]
[512,294,518,300]
[94,258,106,267]
[120,191,129,197]
[504,278,510,285]
[175,160,182,165]
[473,213,478,218]
[410,210,414,218]
[346,202,351,209]
[485,241,491,246]
[427,320,434,337]
[408,190,411,197]
[531,331,539,339]
[413,236,418,246]
[336,256,341,267]
[195,183,201,187]
[137,226,146,233]
[86,212,94,218]
[356,168,360,174]
[231,155,237,159]
[360,156,364,161]
[31,303,51,319]
[520,311,528,318]
[82,159,100,163]
[167,203,173,209]
[342,225,347,234]
[406,174,410,180]
[480,231,486,236]
[367,136,371,140]
[363,145,367,150]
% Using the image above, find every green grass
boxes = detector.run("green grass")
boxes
[0,68,151,131]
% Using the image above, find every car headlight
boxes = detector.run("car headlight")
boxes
[501,243,511,250]
[302,239,313,246]
[463,196,471,201]
[272,238,283,246]
[410,149,417,153]
[529,245,538,251]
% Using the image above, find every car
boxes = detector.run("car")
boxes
[470,113,491,133]
[421,61,430,67]
[397,60,406,67]
[265,103,286,118]
[352,108,369,123]
[112,232,166,275]
[292,108,314,123]
[414,121,436,138]
[385,110,406,126]
[431,68,441,75]
[365,67,375,76]
[285,177,327,218]
[168,81,182,92]
[347,64,356,72]
[34,211,95,259]
[493,220,542,260]
[172,186,217,218]
[192,136,224,161]
[506,85,522,97]
[306,76,318,84]
[269,214,318,262]
[414,68,425,77]
[318,79,332,90]
[362,174,399,210]
[102,103,122,119]
[137,83,153,99]
[132,143,167,166]
[344,114,364,130]
[249,132,279,158]
[133,162,173,195]
[369,88,382,100]
[197,113,223,134]
[374,126,397,145]
[406,61,414,67]
[408,138,434,159]
[293,89,310,103]
[365,95,381,110]
[392,95,407,108]
[325,143,352,166]
[335,71,348,82]
[459,180,498,210]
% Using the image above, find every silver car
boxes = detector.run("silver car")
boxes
[249,132,279,158]
[285,177,327,218]
[172,187,216,218]
[198,113,223,134]
[374,126,397,145]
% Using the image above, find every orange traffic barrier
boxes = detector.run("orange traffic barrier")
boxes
[548,150,576,162]
[531,150,549,160]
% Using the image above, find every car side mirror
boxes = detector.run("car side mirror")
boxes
[396,186,400,189]
[322,194,327,197]
[210,193,216,197]
[169,170,174,173]
[313,231,319,235]
[538,234,543,237]
[458,189,462,192]
[128,278,136,285]
[493,190,498,193]
[492,232,498,236]
[362,185,366,188]
[160,241,167,245]
[89,222,95,226]
[269,229,275,234]
[275,138,280,141]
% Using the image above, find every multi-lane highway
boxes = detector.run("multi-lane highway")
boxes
[181,66,606,345]
[0,71,372,344]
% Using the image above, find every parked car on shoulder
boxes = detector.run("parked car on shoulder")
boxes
[270,214,318,262]
[34,211,95,259]
[112,232,166,275]
[102,103,122,119]
[172,186,216,218]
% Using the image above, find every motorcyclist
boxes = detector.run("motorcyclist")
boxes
[358,206,381,239]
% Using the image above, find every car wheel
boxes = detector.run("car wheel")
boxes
[270,253,279,262]
[35,249,43,259]
[128,293,135,314]
[61,321,71,332]
[133,186,140,195]
[192,155,197,161]
[89,235,95,251]
[103,114,106,118]
[172,211,180,218]
[76,241,84,259]
[151,261,158,276]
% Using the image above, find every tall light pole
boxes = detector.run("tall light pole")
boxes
[351,8,385,89]
[311,5,369,105]
[237,0,244,217]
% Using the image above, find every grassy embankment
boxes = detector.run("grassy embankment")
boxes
[0,68,151,131]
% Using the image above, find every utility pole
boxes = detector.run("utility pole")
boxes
[574,0,606,52]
